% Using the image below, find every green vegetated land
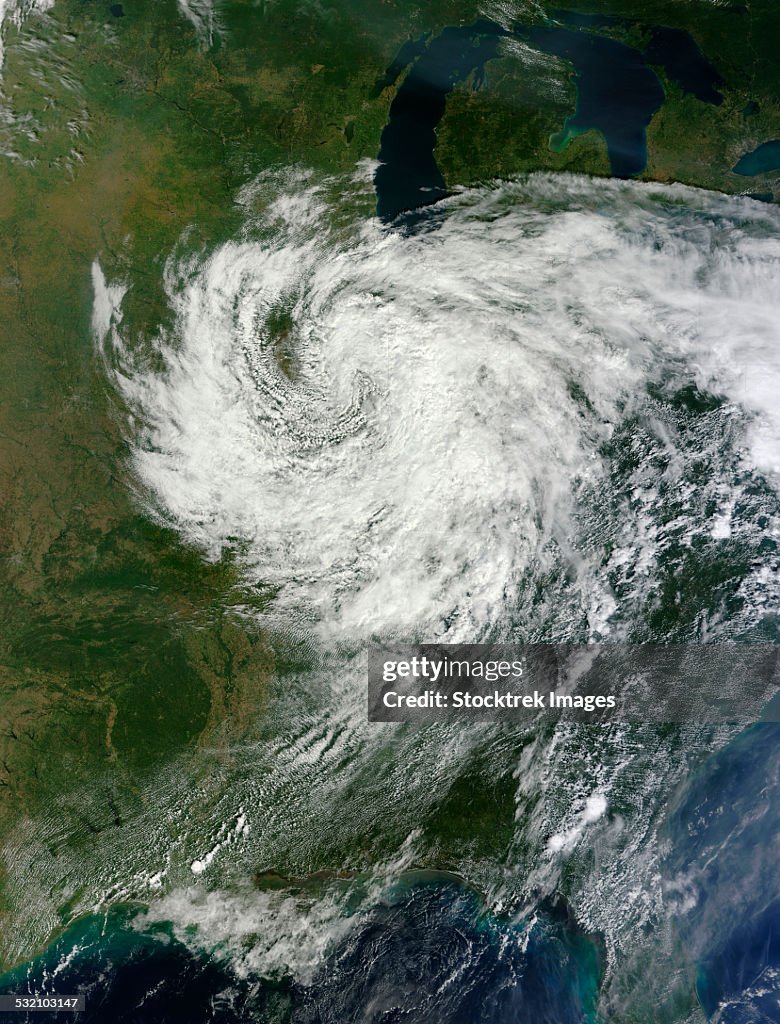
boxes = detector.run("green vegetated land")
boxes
[436,1,780,192]
[0,0,779,964]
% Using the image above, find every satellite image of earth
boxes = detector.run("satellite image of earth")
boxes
[1,0,780,1020]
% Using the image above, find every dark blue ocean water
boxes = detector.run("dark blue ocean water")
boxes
[662,725,780,1022]
[0,911,280,1024]
[2,726,778,1022]
[0,882,601,1024]
[294,881,602,1024]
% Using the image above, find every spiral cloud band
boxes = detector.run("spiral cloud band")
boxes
[94,172,780,646]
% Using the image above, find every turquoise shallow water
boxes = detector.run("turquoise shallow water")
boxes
[0,880,602,1024]
[375,17,723,221]
[3,728,779,1022]
[66,169,780,1024]
[0,907,288,1024]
